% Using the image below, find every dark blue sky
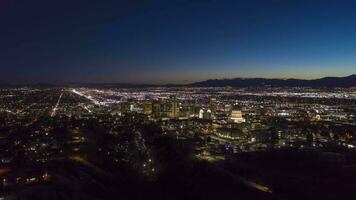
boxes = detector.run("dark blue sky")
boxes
[1,0,356,84]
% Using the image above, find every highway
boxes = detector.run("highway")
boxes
[0,168,11,175]
[69,156,106,176]
[51,92,63,117]
[238,177,273,193]
[71,89,102,106]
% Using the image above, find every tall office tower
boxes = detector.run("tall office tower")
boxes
[199,108,212,120]
[152,101,161,119]
[120,102,131,113]
[143,100,153,115]
[199,109,204,119]
[186,99,197,117]
[160,98,171,118]
[230,107,245,123]
[170,95,179,118]
[210,97,217,115]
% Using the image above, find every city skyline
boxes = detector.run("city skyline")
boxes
[1,1,356,199]
[1,86,356,199]
[1,0,356,84]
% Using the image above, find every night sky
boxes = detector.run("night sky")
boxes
[1,0,356,84]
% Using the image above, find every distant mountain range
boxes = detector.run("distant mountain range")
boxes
[189,74,356,88]
[1,75,356,88]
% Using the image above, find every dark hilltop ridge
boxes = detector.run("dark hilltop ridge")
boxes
[69,74,356,88]
[189,74,356,88]
[1,75,356,88]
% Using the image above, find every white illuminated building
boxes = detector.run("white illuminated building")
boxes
[199,109,204,119]
[230,109,245,123]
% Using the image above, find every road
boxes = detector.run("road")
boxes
[238,177,273,193]
[69,156,106,175]
[51,92,63,117]
[71,89,102,106]
[0,168,11,175]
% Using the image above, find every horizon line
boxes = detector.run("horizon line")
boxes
[1,74,355,86]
